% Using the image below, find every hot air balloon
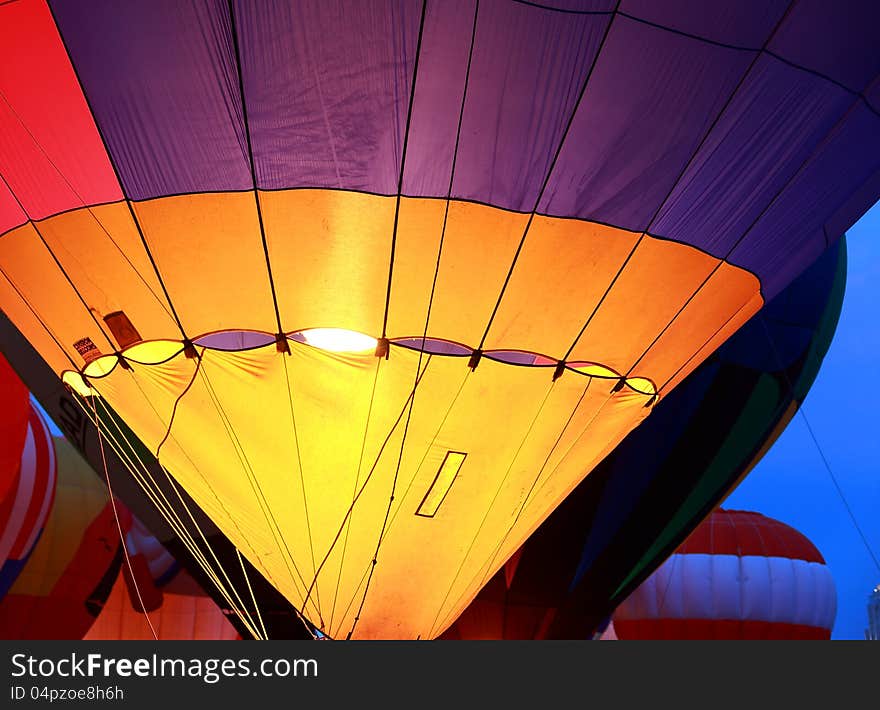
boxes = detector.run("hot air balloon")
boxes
[612,509,837,640]
[547,235,849,636]
[0,435,124,639]
[0,400,57,600]
[443,238,845,639]
[85,517,240,641]
[0,0,878,639]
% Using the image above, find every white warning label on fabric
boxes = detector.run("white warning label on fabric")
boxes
[73,337,102,365]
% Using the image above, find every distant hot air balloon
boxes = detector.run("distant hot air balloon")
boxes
[85,517,239,641]
[0,435,123,639]
[0,1,878,638]
[612,509,837,640]
[444,237,845,639]
[0,400,57,601]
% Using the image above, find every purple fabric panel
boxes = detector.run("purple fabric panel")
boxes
[235,0,420,193]
[402,0,477,196]
[769,0,880,92]
[447,0,608,212]
[539,15,752,231]
[49,0,249,201]
[652,55,852,259]
[620,0,788,47]
[732,103,880,300]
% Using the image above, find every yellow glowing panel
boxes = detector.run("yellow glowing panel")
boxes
[62,370,97,398]
[416,451,467,518]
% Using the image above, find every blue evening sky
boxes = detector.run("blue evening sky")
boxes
[726,199,880,640]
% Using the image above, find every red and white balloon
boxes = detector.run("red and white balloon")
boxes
[613,509,836,639]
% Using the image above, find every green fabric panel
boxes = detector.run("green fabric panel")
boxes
[614,374,782,597]
[794,238,847,401]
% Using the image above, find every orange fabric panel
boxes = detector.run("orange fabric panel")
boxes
[0,0,120,228]
[0,269,73,374]
[482,216,641,356]
[35,202,180,343]
[386,198,530,344]
[636,260,763,391]
[1,191,761,387]
[655,268,765,393]
[569,237,717,375]
[261,189,395,336]
[0,222,115,364]
[132,193,277,335]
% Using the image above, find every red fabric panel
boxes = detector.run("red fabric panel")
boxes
[122,553,163,613]
[45,503,119,606]
[0,0,120,233]
[0,356,29,504]
[614,618,830,640]
[676,509,824,563]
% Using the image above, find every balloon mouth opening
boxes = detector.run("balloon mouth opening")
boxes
[60,329,657,397]
[291,328,378,353]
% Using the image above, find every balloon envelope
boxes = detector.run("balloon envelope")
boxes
[0,1,877,638]
[0,435,122,639]
[613,509,836,640]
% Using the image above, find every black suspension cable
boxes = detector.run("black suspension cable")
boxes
[475,1,621,353]
[346,0,483,640]
[427,380,557,637]
[0,168,117,350]
[199,365,317,623]
[280,354,323,622]
[474,377,595,589]
[328,358,383,631]
[92,394,260,635]
[0,88,176,322]
[117,379,280,638]
[46,1,190,343]
[227,0,286,341]
[381,0,429,339]
[301,357,432,626]
[0,266,79,370]
[86,396,159,640]
[623,96,867,381]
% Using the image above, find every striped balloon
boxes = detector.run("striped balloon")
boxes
[613,509,836,639]
[0,435,125,639]
[0,402,57,599]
